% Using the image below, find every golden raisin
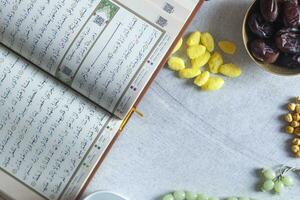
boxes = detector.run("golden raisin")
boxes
[219,63,242,78]
[178,68,201,79]
[201,32,214,52]
[218,40,237,55]
[208,52,223,74]
[168,57,186,71]
[201,77,224,91]
[187,45,206,59]
[194,71,210,87]
[172,38,183,54]
[191,51,211,68]
[186,32,201,47]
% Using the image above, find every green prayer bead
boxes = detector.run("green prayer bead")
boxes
[226,197,238,200]
[197,194,208,200]
[162,194,175,200]
[173,191,185,200]
[208,197,219,200]
[238,197,250,200]
[185,191,198,200]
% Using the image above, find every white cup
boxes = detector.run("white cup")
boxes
[84,191,127,200]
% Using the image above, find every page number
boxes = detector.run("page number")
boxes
[156,16,168,28]
[93,15,105,26]
[163,3,174,14]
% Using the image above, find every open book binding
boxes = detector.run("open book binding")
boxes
[0,0,204,199]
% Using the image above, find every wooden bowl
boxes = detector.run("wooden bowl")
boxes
[242,0,300,76]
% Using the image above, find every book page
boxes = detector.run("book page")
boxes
[67,0,190,118]
[63,0,166,118]
[0,45,122,200]
[0,0,197,118]
[174,0,199,11]
[147,0,193,20]
[102,0,193,117]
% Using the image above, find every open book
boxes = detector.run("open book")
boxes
[0,0,203,199]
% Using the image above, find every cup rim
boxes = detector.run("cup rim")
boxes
[83,191,127,200]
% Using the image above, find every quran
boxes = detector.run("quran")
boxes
[0,0,203,199]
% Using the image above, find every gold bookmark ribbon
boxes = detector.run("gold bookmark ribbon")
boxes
[131,107,144,117]
[120,107,143,131]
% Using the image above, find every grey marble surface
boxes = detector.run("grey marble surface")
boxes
[83,1,300,199]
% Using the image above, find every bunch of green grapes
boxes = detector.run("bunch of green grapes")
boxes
[260,168,294,194]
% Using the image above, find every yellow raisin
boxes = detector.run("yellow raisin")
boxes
[172,38,183,54]
[201,32,214,52]
[219,63,242,78]
[194,71,210,87]
[187,45,206,59]
[186,31,201,46]
[167,57,185,71]
[218,41,237,55]
[178,68,201,79]
[201,77,224,91]
[191,51,211,68]
[208,52,223,74]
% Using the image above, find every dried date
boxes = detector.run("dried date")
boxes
[276,53,300,68]
[248,12,275,38]
[282,0,300,27]
[260,0,279,22]
[250,39,279,64]
[275,28,300,54]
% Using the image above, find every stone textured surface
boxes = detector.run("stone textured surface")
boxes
[83,1,300,199]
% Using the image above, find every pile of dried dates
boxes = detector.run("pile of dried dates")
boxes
[247,0,300,68]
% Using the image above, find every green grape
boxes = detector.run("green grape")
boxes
[208,197,219,200]
[261,180,275,191]
[173,191,185,200]
[238,197,250,200]
[281,176,294,187]
[262,169,276,180]
[185,191,198,200]
[226,197,238,200]
[274,181,284,194]
[162,194,175,200]
[197,194,208,200]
